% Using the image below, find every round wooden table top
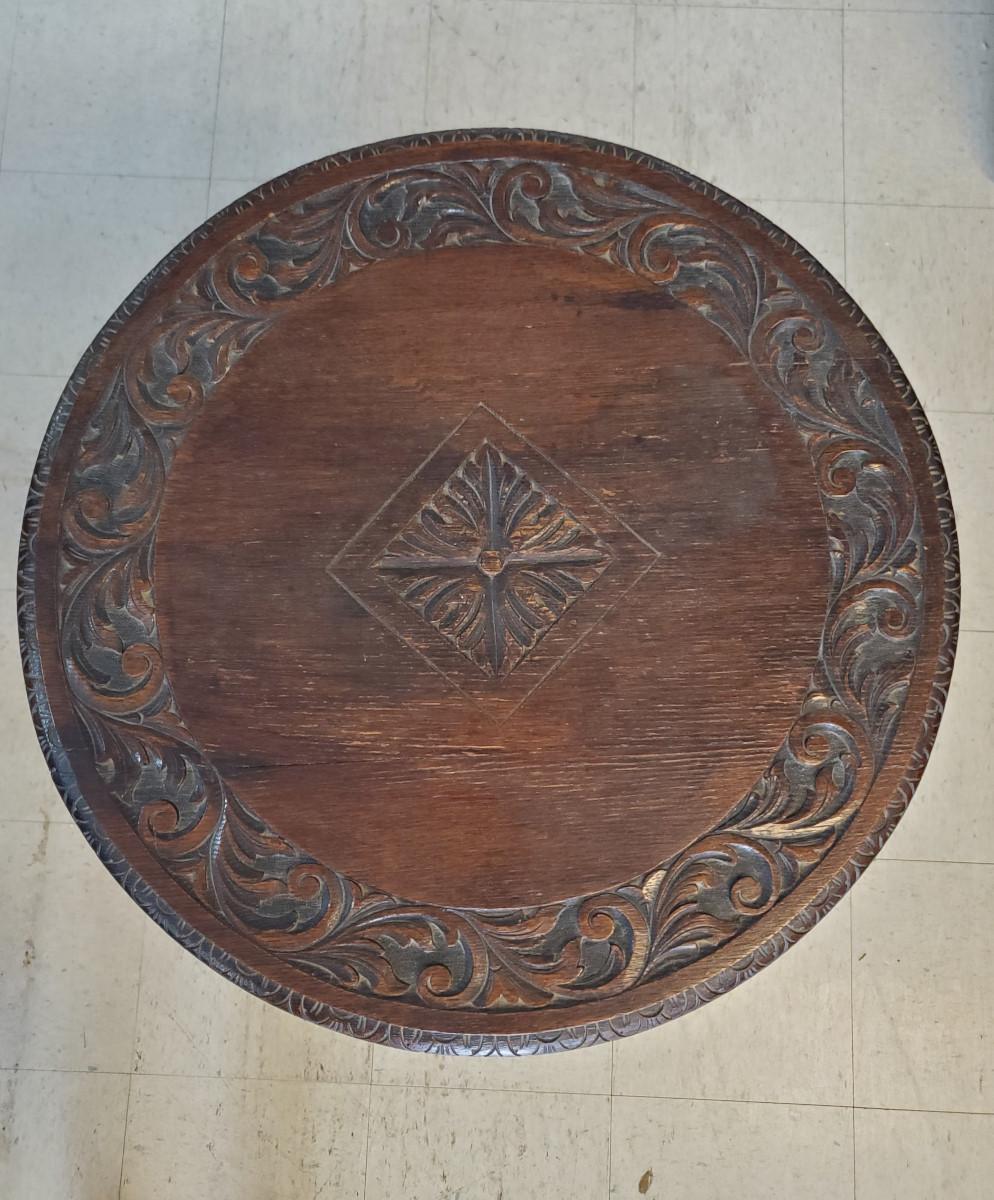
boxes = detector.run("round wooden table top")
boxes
[19,130,958,1055]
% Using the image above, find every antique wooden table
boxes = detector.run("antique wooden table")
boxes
[19,131,958,1054]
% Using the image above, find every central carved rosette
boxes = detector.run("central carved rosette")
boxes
[374,441,612,678]
[477,548,506,576]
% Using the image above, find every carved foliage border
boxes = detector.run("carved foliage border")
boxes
[36,141,938,1021]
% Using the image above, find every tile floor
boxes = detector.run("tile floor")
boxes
[0,1,991,1197]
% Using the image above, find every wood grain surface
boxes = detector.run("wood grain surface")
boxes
[18,131,958,1054]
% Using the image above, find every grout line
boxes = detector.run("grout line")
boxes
[849,897,857,1199]
[115,918,147,1198]
[128,928,149,1079]
[0,2,20,172]
[852,1105,859,1199]
[12,162,983,202]
[602,1090,852,1110]
[6,1062,994,1120]
[360,1040,375,1200]
[464,0,993,13]
[844,198,994,212]
[607,1041,616,1199]
[851,1108,857,1198]
[361,1084,994,1120]
[840,8,848,287]
[743,197,845,208]
[0,370,71,381]
[132,1069,371,1089]
[116,1075,134,1200]
[843,23,851,1195]
[4,1060,607,1096]
[0,166,211,184]
[925,408,994,417]
[361,1076,373,1200]
[857,1104,994,1119]
[0,1062,375,1089]
[578,1090,994,1119]
[876,857,994,867]
[629,4,637,145]
[742,196,993,212]
[470,0,667,6]
[422,1,434,128]
[0,179,984,216]
[0,817,88,826]
[0,1067,133,1079]
[206,0,229,214]
[701,2,993,10]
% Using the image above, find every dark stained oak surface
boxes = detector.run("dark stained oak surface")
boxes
[158,245,828,907]
[19,131,958,1054]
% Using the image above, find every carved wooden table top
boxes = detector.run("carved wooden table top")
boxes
[19,131,958,1055]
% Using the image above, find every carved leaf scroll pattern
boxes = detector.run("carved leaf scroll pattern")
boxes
[375,440,612,678]
[57,159,923,1011]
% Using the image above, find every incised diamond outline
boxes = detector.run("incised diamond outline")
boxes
[327,404,660,720]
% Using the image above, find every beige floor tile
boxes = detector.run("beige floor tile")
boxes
[853,860,994,1112]
[426,0,634,145]
[213,0,430,184]
[134,920,371,1083]
[844,13,994,208]
[0,822,144,1072]
[614,896,852,1105]
[743,198,846,284]
[635,8,843,203]
[366,1085,610,1200]
[610,1095,854,1199]
[0,172,207,378]
[121,1074,368,1200]
[855,1107,994,1199]
[0,1068,130,1199]
[371,1037,612,1093]
[846,206,993,415]
[882,632,994,863]
[0,588,71,824]
[928,414,994,633]
[3,0,223,177]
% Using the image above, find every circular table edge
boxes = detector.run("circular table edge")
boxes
[16,127,961,1056]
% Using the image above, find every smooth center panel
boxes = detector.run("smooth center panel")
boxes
[155,244,829,909]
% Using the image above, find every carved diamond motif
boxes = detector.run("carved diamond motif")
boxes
[374,442,612,678]
[329,403,659,718]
